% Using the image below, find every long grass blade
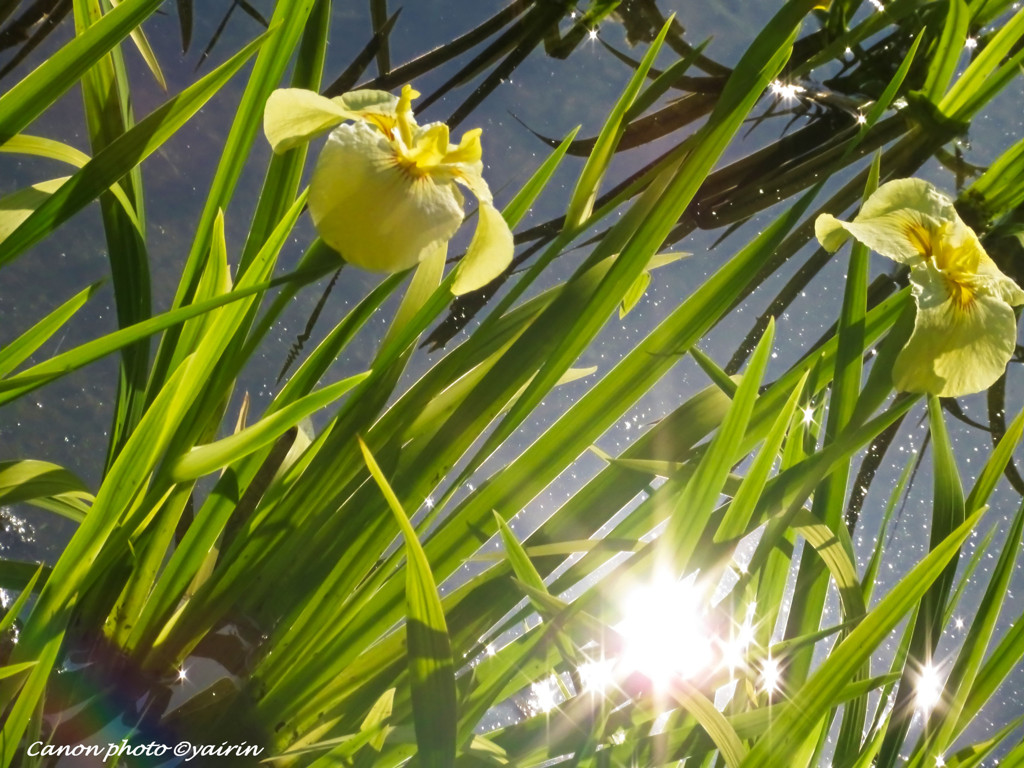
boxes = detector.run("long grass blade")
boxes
[0,0,163,141]
[0,31,269,267]
[360,438,456,768]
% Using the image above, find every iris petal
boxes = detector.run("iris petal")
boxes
[264,84,512,291]
[309,123,463,273]
[453,201,515,294]
[894,266,1020,396]
[337,90,403,137]
[816,178,962,264]
[264,89,359,154]
[817,177,1024,397]
[859,178,957,221]
[978,259,1024,305]
[449,164,514,294]
[265,88,404,153]
[816,209,939,264]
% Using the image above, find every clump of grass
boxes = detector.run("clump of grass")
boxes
[2,1,1024,767]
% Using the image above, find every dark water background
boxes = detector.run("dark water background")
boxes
[1,0,1023,758]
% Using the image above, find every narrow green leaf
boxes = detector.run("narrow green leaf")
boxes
[273,273,404,405]
[0,282,102,377]
[790,508,866,620]
[165,209,231,378]
[0,178,68,244]
[0,363,200,765]
[107,0,167,89]
[503,126,580,228]
[943,714,1024,768]
[940,4,1024,117]
[0,135,142,232]
[0,567,43,637]
[861,30,925,134]
[619,270,651,318]
[494,515,584,691]
[0,30,269,267]
[382,245,445,352]
[971,134,1024,212]
[668,319,774,562]
[959,604,1024,737]
[943,524,997,628]
[391,235,904,681]
[928,498,1024,753]
[965,406,1024,513]
[360,688,395,752]
[924,395,967,637]
[240,0,330,270]
[716,371,807,541]
[0,562,50,594]
[667,680,748,768]
[1,188,304,408]
[0,460,93,521]
[740,508,983,767]
[564,17,671,228]
[0,0,164,140]
[495,514,548,596]
[171,372,369,481]
[0,663,36,682]
[457,1,810,508]
[922,0,969,100]
[788,153,876,740]
[690,346,740,396]
[625,38,709,120]
[0,134,92,166]
[0,276,282,405]
[359,439,456,768]
[862,446,918,604]
[153,0,319,400]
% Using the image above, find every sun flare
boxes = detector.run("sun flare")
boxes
[616,575,713,688]
[915,662,944,711]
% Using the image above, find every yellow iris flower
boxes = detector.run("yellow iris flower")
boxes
[816,178,1024,397]
[263,85,513,294]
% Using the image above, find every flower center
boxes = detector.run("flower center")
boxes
[904,220,979,312]
[905,220,934,259]
[945,274,975,311]
[395,124,450,177]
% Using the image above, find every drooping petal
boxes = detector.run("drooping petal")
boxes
[892,265,1020,396]
[814,213,855,253]
[452,201,514,294]
[448,162,513,295]
[309,123,464,273]
[264,89,360,154]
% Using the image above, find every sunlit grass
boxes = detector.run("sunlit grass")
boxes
[1,1,1024,767]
